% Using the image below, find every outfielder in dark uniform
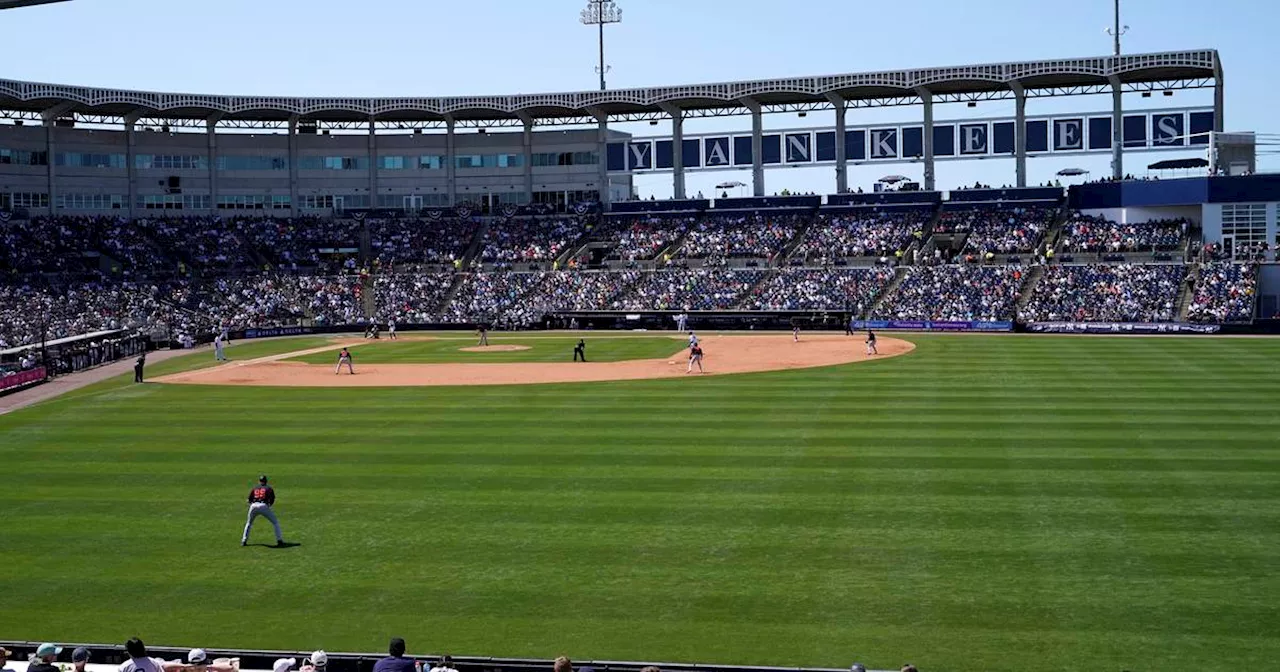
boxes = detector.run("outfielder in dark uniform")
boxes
[133,353,146,383]
[573,339,586,362]
[242,475,286,547]
[865,329,878,355]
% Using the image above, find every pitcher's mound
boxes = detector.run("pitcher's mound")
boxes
[459,344,530,352]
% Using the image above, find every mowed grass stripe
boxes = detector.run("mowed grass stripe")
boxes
[2,335,1279,672]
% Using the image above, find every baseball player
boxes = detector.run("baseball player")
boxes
[865,329,878,355]
[687,343,704,374]
[792,322,800,342]
[241,475,285,547]
[213,333,227,361]
[389,319,397,340]
[573,338,586,362]
[335,347,354,374]
[477,324,489,346]
[687,331,698,348]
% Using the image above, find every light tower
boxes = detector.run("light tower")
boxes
[1105,0,1129,56]
[580,0,622,91]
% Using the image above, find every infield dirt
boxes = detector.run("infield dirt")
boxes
[152,333,914,388]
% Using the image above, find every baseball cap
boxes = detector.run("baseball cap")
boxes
[73,648,92,663]
[37,644,62,658]
[273,657,298,672]
[259,474,269,483]
[850,665,866,672]
[309,651,328,667]
[188,649,209,665]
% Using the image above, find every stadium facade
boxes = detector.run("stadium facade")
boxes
[0,50,1225,217]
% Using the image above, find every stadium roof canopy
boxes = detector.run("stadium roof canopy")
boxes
[0,49,1221,127]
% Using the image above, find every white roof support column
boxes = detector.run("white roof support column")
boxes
[206,112,221,214]
[1011,82,1027,188]
[367,118,378,212]
[444,116,457,207]
[287,115,300,217]
[659,103,685,200]
[516,112,534,205]
[1108,75,1123,180]
[825,93,848,194]
[915,87,935,191]
[588,107,611,209]
[39,103,71,214]
[740,97,764,197]
[123,109,143,218]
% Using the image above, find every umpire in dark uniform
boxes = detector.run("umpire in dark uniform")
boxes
[573,338,586,362]
[133,352,146,383]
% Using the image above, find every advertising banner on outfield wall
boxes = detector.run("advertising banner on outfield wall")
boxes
[239,326,317,340]
[1025,322,1221,334]
[851,320,1013,332]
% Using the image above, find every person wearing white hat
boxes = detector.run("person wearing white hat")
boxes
[300,651,327,672]
[186,649,237,672]
[0,646,14,672]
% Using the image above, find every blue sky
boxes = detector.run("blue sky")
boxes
[3,0,1273,198]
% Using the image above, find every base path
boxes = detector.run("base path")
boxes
[152,334,913,388]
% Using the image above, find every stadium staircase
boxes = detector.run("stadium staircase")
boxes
[554,225,596,269]
[1175,262,1201,321]
[439,273,468,312]
[773,218,814,266]
[360,272,376,319]
[865,266,910,318]
[733,268,778,308]
[655,225,694,263]
[1014,264,1046,313]
[459,221,490,269]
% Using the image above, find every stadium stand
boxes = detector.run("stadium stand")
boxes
[614,268,766,310]
[1020,264,1185,323]
[1059,214,1189,253]
[742,268,894,311]
[1187,262,1257,323]
[873,265,1026,321]
[792,211,924,263]
[589,215,693,262]
[676,213,803,261]
[937,205,1055,256]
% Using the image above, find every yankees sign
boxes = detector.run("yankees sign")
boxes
[607,107,1214,173]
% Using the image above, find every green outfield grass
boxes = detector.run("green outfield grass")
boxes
[286,335,685,364]
[2,334,1278,672]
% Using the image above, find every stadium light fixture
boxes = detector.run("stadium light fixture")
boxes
[0,0,73,9]
[580,0,622,91]
[1104,0,1129,56]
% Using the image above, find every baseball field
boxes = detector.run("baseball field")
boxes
[1,332,1278,672]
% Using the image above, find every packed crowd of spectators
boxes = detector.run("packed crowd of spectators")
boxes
[236,217,358,270]
[677,214,803,260]
[370,218,478,267]
[874,265,1026,321]
[742,268,894,312]
[1021,263,1184,323]
[615,268,766,311]
[591,216,691,261]
[443,272,547,326]
[1187,262,1256,323]
[480,217,585,264]
[793,212,923,261]
[1,216,102,274]
[522,270,642,314]
[936,206,1053,255]
[1059,215,1187,253]
[374,273,457,323]
[0,280,164,348]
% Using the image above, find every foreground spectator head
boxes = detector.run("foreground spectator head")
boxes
[849,665,865,672]
[188,650,210,667]
[901,666,919,672]
[125,638,147,659]
[37,644,61,662]
[0,647,10,667]
[389,639,406,657]
[553,657,572,672]
[308,652,328,670]
[73,648,92,672]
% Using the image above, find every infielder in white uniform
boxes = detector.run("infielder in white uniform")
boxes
[213,334,227,361]
[687,331,698,348]
[389,320,397,340]
[242,475,286,547]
